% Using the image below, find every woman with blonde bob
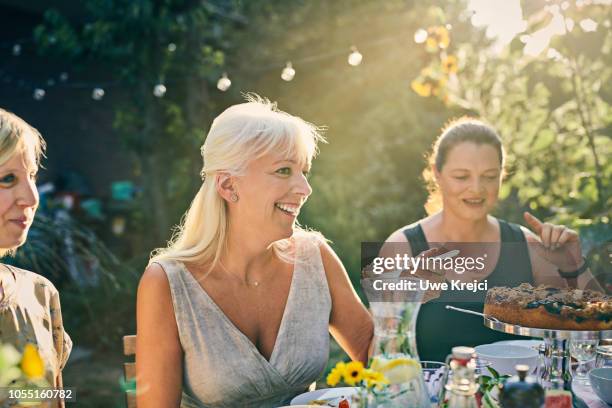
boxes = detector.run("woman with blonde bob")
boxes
[0,108,72,407]
[137,95,373,408]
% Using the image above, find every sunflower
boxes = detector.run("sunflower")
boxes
[442,55,458,74]
[326,362,346,387]
[343,361,365,386]
[411,79,432,97]
[431,77,447,96]
[426,26,450,51]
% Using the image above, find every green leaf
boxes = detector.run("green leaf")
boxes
[487,366,500,379]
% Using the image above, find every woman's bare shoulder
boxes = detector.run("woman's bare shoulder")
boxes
[138,263,172,301]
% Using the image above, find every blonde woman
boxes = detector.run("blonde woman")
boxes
[0,108,72,407]
[136,96,374,408]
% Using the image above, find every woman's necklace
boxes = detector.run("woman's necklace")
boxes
[219,263,267,288]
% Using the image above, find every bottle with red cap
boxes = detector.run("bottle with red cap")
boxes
[446,346,480,408]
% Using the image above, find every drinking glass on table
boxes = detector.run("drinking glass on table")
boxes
[421,361,448,406]
[595,344,612,368]
[570,339,599,384]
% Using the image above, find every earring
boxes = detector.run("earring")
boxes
[230,193,239,202]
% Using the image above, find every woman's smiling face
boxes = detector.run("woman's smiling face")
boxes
[0,149,39,252]
[436,141,502,221]
[230,151,312,244]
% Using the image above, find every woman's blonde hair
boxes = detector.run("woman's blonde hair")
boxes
[0,108,46,257]
[423,116,504,215]
[149,94,326,268]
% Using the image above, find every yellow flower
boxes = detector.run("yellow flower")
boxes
[431,77,447,96]
[442,55,458,74]
[411,79,432,97]
[426,37,438,51]
[343,361,364,386]
[326,362,346,387]
[20,344,45,379]
[363,368,389,389]
[435,26,450,49]
[426,26,450,51]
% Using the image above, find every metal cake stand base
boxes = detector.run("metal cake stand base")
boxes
[483,316,610,408]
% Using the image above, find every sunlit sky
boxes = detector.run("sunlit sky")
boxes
[468,0,527,45]
[466,0,604,56]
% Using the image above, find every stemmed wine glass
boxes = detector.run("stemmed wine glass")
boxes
[569,339,599,384]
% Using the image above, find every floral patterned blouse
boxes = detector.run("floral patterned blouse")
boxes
[0,264,72,408]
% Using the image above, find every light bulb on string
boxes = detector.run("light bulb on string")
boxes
[348,46,363,66]
[153,83,167,97]
[92,88,105,100]
[167,43,177,52]
[12,44,21,56]
[217,73,231,91]
[59,72,69,82]
[281,62,295,81]
[414,28,428,44]
[47,79,56,87]
[33,89,45,101]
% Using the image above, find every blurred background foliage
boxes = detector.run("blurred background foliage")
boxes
[13,0,612,349]
[1,0,609,405]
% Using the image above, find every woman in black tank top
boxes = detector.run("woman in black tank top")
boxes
[381,118,601,361]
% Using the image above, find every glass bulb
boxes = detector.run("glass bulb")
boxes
[281,62,295,81]
[153,84,167,97]
[33,89,45,101]
[348,47,363,66]
[12,44,21,56]
[167,43,177,52]
[59,72,69,82]
[217,73,231,91]
[414,29,428,43]
[92,88,105,100]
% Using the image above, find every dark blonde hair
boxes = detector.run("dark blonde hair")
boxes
[0,108,46,168]
[423,117,504,215]
[0,108,46,257]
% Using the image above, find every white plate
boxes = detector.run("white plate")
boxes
[290,387,358,406]
[493,339,543,350]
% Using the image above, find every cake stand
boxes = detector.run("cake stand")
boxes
[483,316,611,407]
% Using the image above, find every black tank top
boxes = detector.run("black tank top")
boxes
[403,219,535,361]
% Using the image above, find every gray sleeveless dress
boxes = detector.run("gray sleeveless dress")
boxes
[156,234,331,408]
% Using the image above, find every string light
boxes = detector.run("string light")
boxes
[92,87,105,100]
[281,62,295,81]
[347,46,363,66]
[153,83,167,97]
[33,88,45,101]
[414,29,428,44]
[4,30,421,100]
[217,72,231,91]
